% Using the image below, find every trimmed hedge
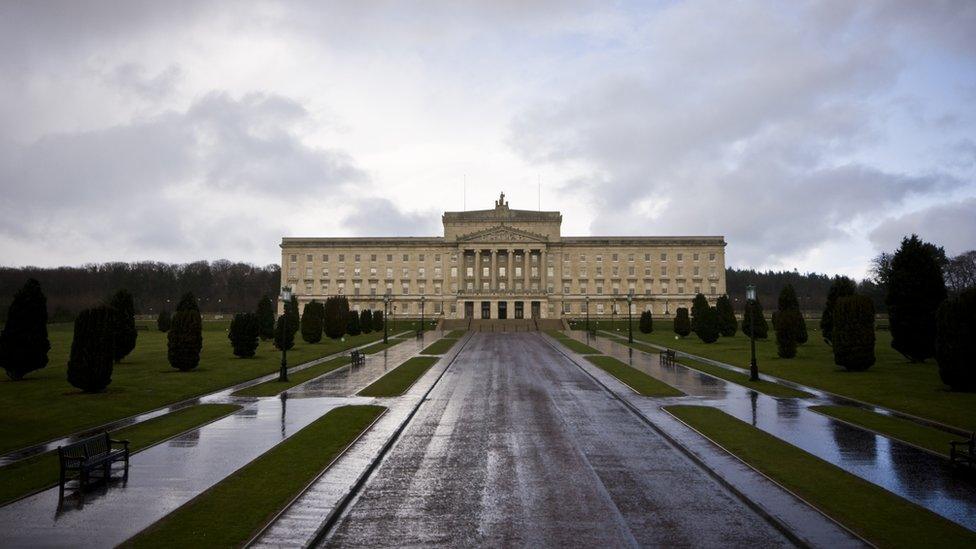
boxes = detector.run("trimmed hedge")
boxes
[936,288,976,390]
[832,295,876,371]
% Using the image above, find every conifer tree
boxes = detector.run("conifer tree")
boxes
[324,296,350,339]
[300,301,324,344]
[886,234,948,362]
[715,295,737,337]
[741,299,768,339]
[274,314,295,351]
[776,284,807,344]
[67,306,115,392]
[775,308,802,358]
[108,289,137,362]
[690,293,709,334]
[639,310,653,334]
[935,288,976,390]
[157,310,172,332]
[673,307,691,337]
[228,312,260,358]
[286,294,300,337]
[833,295,876,371]
[360,309,373,334]
[347,310,362,336]
[372,310,384,332]
[697,306,720,343]
[0,278,51,380]
[820,276,856,345]
[168,292,203,371]
[256,294,275,340]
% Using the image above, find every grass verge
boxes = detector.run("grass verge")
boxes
[421,338,459,355]
[122,405,384,549]
[232,356,351,398]
[554,337,602,355]
[358,356,439,397]
[446,330,467,338]
[0,403,241,506]
[666,405,976,548]
[811,405,960,458]
[584,355,684,397]
[359,338,404,355]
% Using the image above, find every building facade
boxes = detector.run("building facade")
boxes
[280,193,726,320]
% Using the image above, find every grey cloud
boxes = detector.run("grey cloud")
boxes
[340,198,440,237]
[105,63,182,99]
[870,198,976,256]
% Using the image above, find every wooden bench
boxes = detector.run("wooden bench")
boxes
[58,433,129,498]
[659,349,677,366]
[350,350,365,366]
[950,433,975,469]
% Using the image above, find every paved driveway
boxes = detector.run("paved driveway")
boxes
[323,332,793,547]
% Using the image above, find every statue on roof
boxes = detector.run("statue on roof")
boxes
[495,191,508,208]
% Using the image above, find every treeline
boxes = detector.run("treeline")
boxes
[726,249,974,313]
[0,260,281,322]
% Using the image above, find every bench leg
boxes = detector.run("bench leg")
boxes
[59,469,65,500]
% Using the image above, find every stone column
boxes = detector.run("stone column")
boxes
[474,249,481,291]
[523,248,531,290]
[506,249,513,290]
[541,248,548,291]
[493,250,498,289]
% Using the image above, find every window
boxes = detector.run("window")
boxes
[305,267,313,278]
[354,267,361,276]
[710,284,717,295]
[466,281,474,290]
[531,266,539,277]
[499,266,506,277]
[353,281,361,295]
[660,253,667,261]
[419,254,425,261]
[482,282,489,290]
[628,266,635,276]
[451,253,458,262]
[482,266,489,277]
[306,254,313,262]
[547,266,554,277]
[644,253,650,261]
[338,267,346,277]
[370,254,377,262]
[579,268,588,278]
[563,302,571,313]
[402,254,409,261]
[628,254,634,262]
[450,282,458,292]
[322,254,329,262]
[612,283,620,294]
[677,266,683,276]
[660,266,668,276]
[597,285,604,295]
[435,254,441,261]
[694,266,700,276]
[531,254,538,264]
[563,285,570,294]
[709,252,716,262]
[355,254,361,262]
[612,253,618,262]
[612,266,619,276]
[710,267,717,277]
[401,267,409,278]
[305,282,312,292]
[466,266,474,277]
[662,284,668,294]
[386,267,393,278]
[419,267,426,278]
[677,253,683,261]
[451,266,458,278]
[401,283,410,294]
[387,254,393,262]
[596,255,603,262]
[288,267,297,277]
[322,268,329,276]
[338,254,345,262]
[597,303,605,314]
[419,284,426,294]
[434,302,442,313]
[290,254,297,263]
[693,253,700,261]
[434,283,441,294]
[596,267,603,276]
[644,267,651,276]
[434,267,442,278]
[515,266,522,277]
[580,254,587,262]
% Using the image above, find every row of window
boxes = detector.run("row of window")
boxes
[299,279,717,296]
[288,251,720,266]
[290,265,720,280]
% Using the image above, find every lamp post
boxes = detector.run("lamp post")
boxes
[627,290,634,344]
[279,286,292,383]
[747,284,758,381]
[383,292,391,344]
[393,305,397,332]
[418,295,426,337]
[585,295,590,332]
[611,297,617,332]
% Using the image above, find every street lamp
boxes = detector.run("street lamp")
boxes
[611,297,617,331]
[746,284,758,381]
[627,290,634,344]
[279,286,292,382]
[383,291,391,344]
[585,295,590,332]
[393,305,397,332]
[418,295,426,337]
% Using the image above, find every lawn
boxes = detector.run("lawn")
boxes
[122,405,384,549]
[666,405,976,548]
[445,330,467,338]
[420,338,459,355]
[232,356,351,398]
[0,403,240,506]
[552,336,602,355]
[811,405,961,458]
[584,355,684,397]
[0,320,409,455]
[575,319,976,432]
[358,356,439,397]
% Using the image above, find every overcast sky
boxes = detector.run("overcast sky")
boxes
[1,1,974,277]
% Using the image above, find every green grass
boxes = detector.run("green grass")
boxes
[666,405,976,548]
[359,338,404,355]
[420,338,459,355]
[0,403,240,506]
[584,355,685,397]
[0,321,405,455]
[811,405,961,458]
[122,405,384,549]
[358,356,439,397]
[573,319,976,432]
[232,356,351,398]
[553,337,602,355]
[445,330,467,338]
[546,329,570,339]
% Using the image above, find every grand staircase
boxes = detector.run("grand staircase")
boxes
[440,318,563,332]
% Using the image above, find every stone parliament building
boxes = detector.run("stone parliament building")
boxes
[280,193,726,322]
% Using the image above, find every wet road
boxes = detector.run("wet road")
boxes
[322,332,793,547]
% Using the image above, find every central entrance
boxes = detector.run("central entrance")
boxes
[498,301,507,319]
[514,301,524,319]
[531,301,541,319]
[481,301,491,319]
[464,301,474,319]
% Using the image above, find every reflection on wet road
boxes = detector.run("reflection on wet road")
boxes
[572,331,976,532]
[322,332,793,547]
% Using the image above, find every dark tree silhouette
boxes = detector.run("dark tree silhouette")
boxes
[673,307,691,337]
[833,295,876,371]
[0,278,50,380]
[256,295,275,340]
[229,312,260,358]
[886,235,947,362]
[820,276,856,345]
[67,306,115,392]
[108,289,137,362]
[935,288,976,390]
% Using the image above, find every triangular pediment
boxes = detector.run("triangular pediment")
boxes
[456,225,549,243]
